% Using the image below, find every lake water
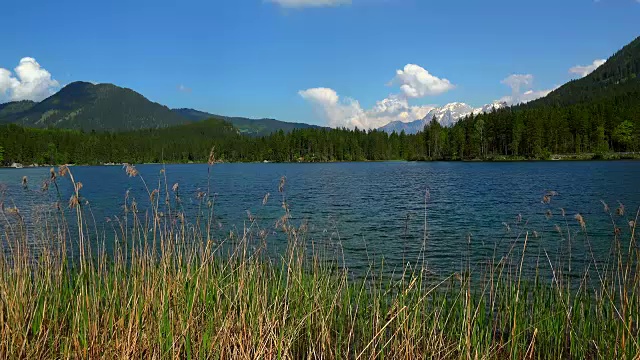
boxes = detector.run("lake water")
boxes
[1,161,639,277]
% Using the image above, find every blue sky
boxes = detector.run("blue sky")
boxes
[0,0,639,128]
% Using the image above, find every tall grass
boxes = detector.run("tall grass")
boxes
[0,163,639,359]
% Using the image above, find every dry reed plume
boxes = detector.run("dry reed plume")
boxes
[0,165,639,359]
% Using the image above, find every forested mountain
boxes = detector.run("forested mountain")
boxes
[532,36,640,107]
[0,85,322,134]
[0,100,37,122]
[413,35,640,159]
[173,108,323,136]
[0,82,188,131]
[171,108,214,122]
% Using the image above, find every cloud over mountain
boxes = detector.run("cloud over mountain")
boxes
[501,74,533,95]
[299,64,452,129]
[569,59,606,78]
[392,64,455,98]
[498,74,553,105]
[0,57,60,102]
[298,88,435,130]
[298,88,365,128]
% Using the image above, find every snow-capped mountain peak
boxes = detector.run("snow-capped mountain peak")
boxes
[473,101,507,115]
[378,101,507,134]
[424,102,474,127]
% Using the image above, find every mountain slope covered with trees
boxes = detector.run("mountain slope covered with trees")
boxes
[0,82,188,131]
[173,108,323,136]
[417,35,640,159]
[0,85,323,134]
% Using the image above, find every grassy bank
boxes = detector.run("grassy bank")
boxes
[1,164,639,359]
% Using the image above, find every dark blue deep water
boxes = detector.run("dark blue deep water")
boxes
[1,161,639,276]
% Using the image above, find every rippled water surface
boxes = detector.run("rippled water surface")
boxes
[1,161,639,275]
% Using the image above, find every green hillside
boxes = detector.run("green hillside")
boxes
[173,108,323,136]
[0,117,241,165]
[0,100,36,122]
[0,85,322,135]
[531,35,640,107]
[414,35,640,159]
[171,108,214,122]
[0,82,188,131]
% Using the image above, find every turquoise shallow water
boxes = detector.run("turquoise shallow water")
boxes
[1,161,639,276]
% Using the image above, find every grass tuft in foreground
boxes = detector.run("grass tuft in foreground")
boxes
[1,163,639,359]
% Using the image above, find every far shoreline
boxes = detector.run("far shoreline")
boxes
[2,152,640,169]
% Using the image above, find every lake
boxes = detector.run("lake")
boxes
[1,161,639,276]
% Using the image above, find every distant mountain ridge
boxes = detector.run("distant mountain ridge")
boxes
[0,100,37,122]
[173,108,324,136]
[0,82,322,134]
[379,101,506,134]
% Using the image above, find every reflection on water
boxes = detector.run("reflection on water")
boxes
[1,161,639,277]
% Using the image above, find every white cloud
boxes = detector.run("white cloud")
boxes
[268,0,350,8]
[0,69,19,97]
[569,59,606,78]
[497,74,556,105]
[498,89,554,105]
[299,88,366,128]
[500,74,533,95]
[299,87,339,106]
[365,96,435,128]
[0,57,59,102]
[521,89,553,102]
[177,84,192,93]
[299,64,454,129]
[299,88,435,129]
[392,64,455,98]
